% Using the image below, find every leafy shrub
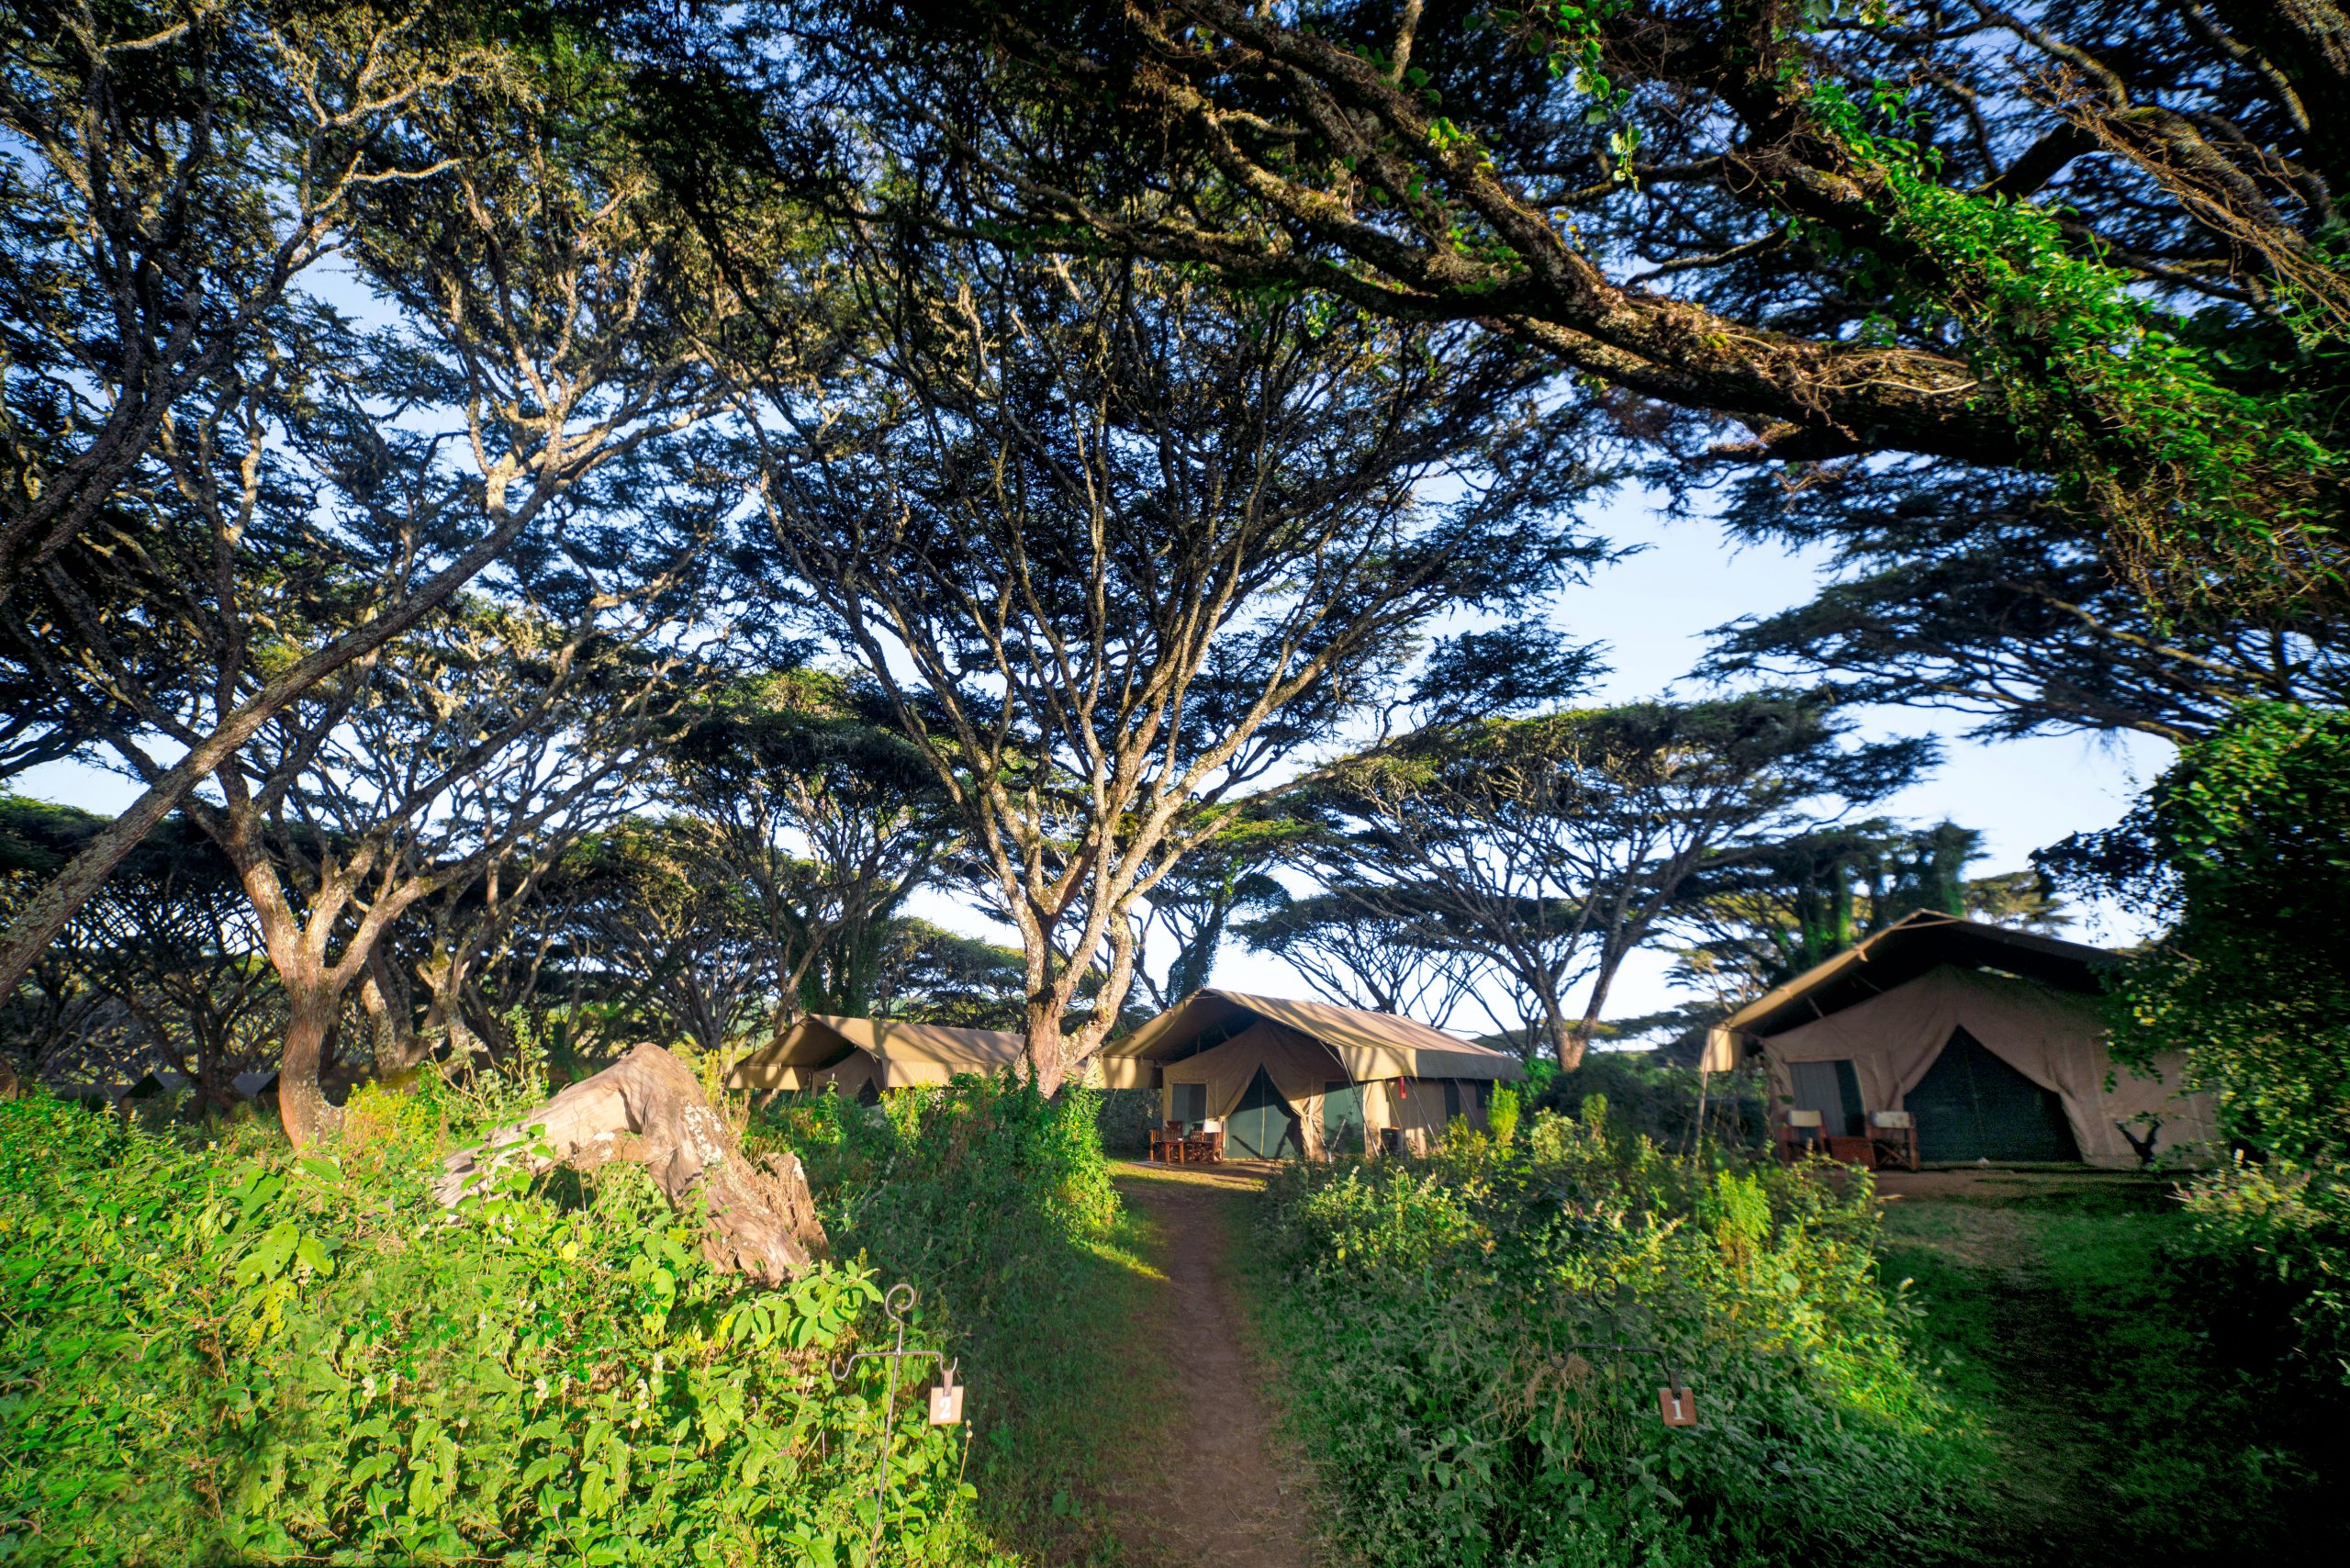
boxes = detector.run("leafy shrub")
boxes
[1090,1086,1158,1157]
[0,1084,1004,1567]
[1531,1050,1768,1153]
[1487,1084,1522,1147]
[2044,700,2350,1376]
[1253,1103,1975,1567]
[752,1079,1139,1551]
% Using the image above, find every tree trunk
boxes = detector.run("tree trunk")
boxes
[1021,995,1071,1096]
[0,1056,18,1099]
[1545,1002,1589,1072]
[360,951,424,1079]
[279,983,345,1150]
[431,1043,828,1284]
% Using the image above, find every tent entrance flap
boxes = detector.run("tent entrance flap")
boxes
[1227,1067,1305,1159]
[1908,1028,2082,1162]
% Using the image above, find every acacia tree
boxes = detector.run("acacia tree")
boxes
[778,0,2350,618]
[0,0,532,982]
[1662,819,2067,1002]
[1700,468,2350,745]
[1130,816,1297,1010]
[14,54,748,1142]
[192,579,704,1143]
[558,818,775,1057]
[1291,693,1930,1068]
[0,797,277,1099]
[660,670,959,1036]
[1237,887,1479,1028]
[733,244,1599,1089]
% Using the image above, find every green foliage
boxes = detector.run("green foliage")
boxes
[1091,1086,1159,1157]
[1531,1051,1766,1151]
[1486,1084,1521,1147]
[2050,700,2350,1373]
[1251,1107,1975,1566]
[753,1079,1148,1554]
[0,1087,1003,1566]
[1804,81,2340,610]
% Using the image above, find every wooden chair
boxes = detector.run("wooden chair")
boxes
[1867,1110,1919,1171]
[1826,1134,1877,1168]
[1148,1124,1184,1164]
[1773,1108,1828,1163]
[1190,1120,1225,1164]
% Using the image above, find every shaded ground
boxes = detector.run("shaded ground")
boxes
[1876,1171,2344,1566]
[1094,1161,1317,1568]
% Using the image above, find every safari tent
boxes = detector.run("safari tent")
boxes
[725,1014,1024,1101]
[1701,912,2219,1168]
[1100,990,1525,1159]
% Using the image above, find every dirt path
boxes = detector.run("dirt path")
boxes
[1096,1164,1314,1568]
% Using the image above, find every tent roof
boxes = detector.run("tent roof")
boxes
[726,1014,1025,1091]
[1105,990,1525,1083]
[1717,912,2114,1044]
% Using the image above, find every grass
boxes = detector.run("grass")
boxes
[1876,1176,2348,1563]
[958,1192,1170,1562]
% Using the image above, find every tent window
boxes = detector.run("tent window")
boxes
[1443,1081,1463,1121]
[1789,1058,1863,1137]
[1323,1081,1364,1154]
[1170,1082,1207,1126]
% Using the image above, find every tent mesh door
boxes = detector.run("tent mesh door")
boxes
[1228,1066,1305,1159]
[1322,1081,1364,1154]
[1906,1027,2081,1163]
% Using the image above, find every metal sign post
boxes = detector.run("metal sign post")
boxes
[834,1282,965,1551]
[1560,1338,1698,1428]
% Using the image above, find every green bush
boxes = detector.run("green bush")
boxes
[1486,1084,1521,1147]
[2045,700,2350,1375]
[1531,1050,1768,1153]
[1089,1086,1158,1158]
[0,1084,1004,1567]
[751,1079,1143,1552]
[1252,1103,1976,1567]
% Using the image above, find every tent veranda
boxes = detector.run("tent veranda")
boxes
[1100,990,1526,1159]
[1701,913,2220,1168]
[724,1014,1024,1099]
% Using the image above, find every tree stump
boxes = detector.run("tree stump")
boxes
[431,1044,827,1283]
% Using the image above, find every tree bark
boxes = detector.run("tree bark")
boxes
[360,951,425,1079]
[278,983,345,1149]
[431,1044,829,1284]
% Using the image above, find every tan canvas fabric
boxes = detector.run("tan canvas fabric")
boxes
[1160,1021,1339,1119]
[727,1014,1024,1092]
[808,1049,881,1099]
[1106,990,1524,1083]
[1759,965,2219,1166]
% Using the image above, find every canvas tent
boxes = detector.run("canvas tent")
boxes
[1100,990,1525,1159]
[725,1014,1024,1100]
[1701,912,2219,1168]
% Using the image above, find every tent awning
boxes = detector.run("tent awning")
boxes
[1101,990,1524,1087]
[725,1014,1025,1092]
